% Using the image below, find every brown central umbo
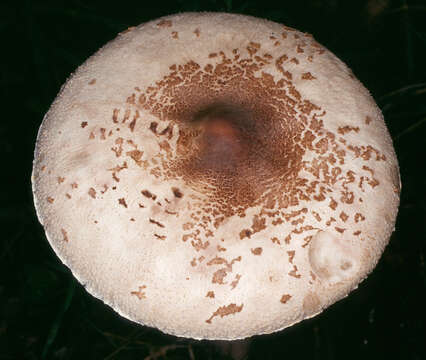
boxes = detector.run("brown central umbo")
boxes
[191,104,254,174]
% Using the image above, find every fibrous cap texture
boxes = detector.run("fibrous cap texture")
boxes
[32,12,400,340]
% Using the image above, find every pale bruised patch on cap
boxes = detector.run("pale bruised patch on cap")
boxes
[309,230,360,284]
[303,292,321,317]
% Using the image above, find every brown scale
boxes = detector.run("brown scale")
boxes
[139,73,311,216]
[131,48,378,228]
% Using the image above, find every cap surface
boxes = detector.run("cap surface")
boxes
[32,12,400,340]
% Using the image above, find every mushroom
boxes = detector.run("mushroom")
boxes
[32,12,400,340]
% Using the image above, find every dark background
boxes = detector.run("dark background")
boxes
[1,0,425,359]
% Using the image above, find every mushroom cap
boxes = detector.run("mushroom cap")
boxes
[32,12,400,340]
